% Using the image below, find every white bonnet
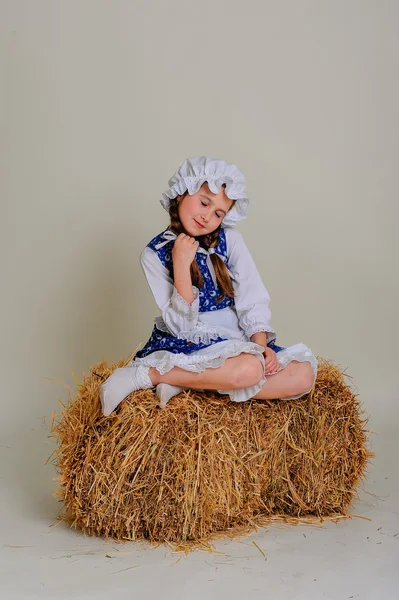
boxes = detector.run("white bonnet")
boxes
[160,156,249,228]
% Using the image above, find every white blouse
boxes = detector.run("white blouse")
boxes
[140,228,277,346]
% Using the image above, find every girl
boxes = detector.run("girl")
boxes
[100,156,317,417]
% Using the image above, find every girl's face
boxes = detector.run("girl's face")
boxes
[177,183,234,237]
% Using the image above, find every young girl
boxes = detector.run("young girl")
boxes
[100,156,317,417]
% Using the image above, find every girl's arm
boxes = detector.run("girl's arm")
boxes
[173,263,195,305]
[225,228,276,344]
[140,247,199,337]
[171,233,199,305]
[250,331,267,348]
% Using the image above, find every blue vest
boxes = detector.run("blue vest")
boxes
[147,229,235,311]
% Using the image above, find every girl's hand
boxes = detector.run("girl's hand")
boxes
[264,346,280,375]
[172,233,199,270]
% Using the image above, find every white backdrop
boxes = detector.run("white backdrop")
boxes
[1,0,398,440]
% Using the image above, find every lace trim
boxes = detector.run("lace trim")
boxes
[246,323,276,340]
[133,340,265,376]
[170,286,199,316]
[177,326,227,345]
[155,318,231,344]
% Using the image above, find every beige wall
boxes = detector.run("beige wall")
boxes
[1,0,398,437]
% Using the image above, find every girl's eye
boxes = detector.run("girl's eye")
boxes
[200,199,222,219]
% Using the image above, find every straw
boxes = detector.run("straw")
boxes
[49,356,372,550]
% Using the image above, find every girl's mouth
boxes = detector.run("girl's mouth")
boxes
[194,219,205,229]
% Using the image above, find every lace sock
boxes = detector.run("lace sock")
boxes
[156,383,185,408]
[100,364,153,417]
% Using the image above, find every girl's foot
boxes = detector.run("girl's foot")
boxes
[156,383,185,407]
[100,364,153,416]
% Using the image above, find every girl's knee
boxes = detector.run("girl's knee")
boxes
[297,361,316,394]
[231,354,264,389]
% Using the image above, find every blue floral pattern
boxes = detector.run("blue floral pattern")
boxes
[147,228,234,312]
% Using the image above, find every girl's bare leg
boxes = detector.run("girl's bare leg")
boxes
[150,355,315,399]
[252,360,315,399]
[149,353,264,390]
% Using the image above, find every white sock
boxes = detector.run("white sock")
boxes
[156,383,185,408]
[100,364,153,417]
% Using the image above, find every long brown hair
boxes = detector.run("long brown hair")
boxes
[168,189,235,302]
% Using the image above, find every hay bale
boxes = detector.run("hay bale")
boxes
[50,357,371,548]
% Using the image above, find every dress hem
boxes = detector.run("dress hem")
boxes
[133,340,318,403]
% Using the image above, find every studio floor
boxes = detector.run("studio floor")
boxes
[1,419,398,600]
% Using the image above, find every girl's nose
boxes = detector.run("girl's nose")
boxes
[201,209,212,223]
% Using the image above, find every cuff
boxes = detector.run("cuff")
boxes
[246,323,277,342]
[170,286,199,316]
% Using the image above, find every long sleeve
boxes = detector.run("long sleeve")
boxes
[225,228,276,343]
[140,246,199,337]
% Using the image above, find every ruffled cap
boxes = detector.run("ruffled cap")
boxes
[160,156,248,228]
